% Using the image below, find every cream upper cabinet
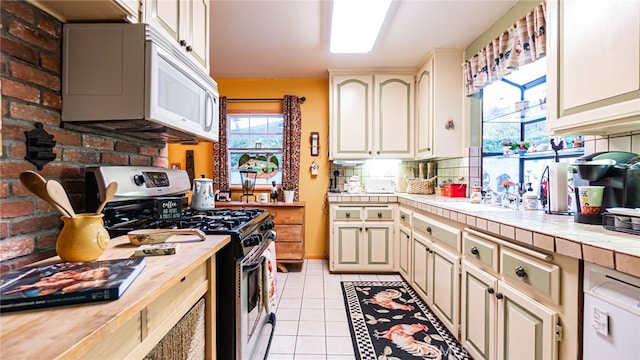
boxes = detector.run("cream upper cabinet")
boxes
[329,72,415,160]
[145,0,210,71]
[415,62,432,158]
[415,49,465,159]
[547,0,640,135]
[28,0,140,22]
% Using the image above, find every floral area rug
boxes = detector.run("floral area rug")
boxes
[341,281,471,360]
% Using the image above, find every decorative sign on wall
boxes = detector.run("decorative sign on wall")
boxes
[25,122,56,170]
[310,132,319,156]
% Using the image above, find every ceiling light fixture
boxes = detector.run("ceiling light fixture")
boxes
[330,0,392,54]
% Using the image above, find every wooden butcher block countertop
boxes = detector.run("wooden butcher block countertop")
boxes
[0,234,230,360]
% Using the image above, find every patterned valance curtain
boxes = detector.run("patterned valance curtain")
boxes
[213,96,229,191]
[282,95,301,201]
[463,1,547,95]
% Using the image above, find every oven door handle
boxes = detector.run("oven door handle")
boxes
[262,312,277,360]
[242,256,265,272]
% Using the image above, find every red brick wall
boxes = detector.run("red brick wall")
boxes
[0,1,169,271]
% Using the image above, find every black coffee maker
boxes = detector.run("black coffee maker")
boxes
[572,151,640,224]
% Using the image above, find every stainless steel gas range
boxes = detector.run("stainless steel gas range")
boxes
[85,166,277,360]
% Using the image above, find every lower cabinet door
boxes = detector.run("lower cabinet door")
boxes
[461,262,498,360]
[364,223,394,271]
[398,227,411,280]
[497,282,558,360]
[429,241,461,338]
[412,233,430,301]
[331,223,362,271]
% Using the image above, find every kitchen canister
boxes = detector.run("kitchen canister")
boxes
[57,213,110,262]
[470,187,483,203]
[523,190,539,210]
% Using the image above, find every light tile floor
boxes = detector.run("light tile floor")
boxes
[268,259,402,360]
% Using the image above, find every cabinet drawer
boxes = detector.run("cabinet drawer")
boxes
[500,248,560,304]
[274,224,303,241]
[431,222,460,251]
[146,262,208,332]
[463,232,499,274]
[413,214,460,251]
[365,208,393,221]
[334,208,362,220]
[412,214,431,236]
[270,207,304,224]
[276,241,304,260]
[398,208,411,227]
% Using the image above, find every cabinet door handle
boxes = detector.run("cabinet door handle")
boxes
[346,212,350,218]
[186,45,193,52]
[376,150,380,155]
[406,235,410,239]
[515,266,527,278]
[496,292,504,300]
[426,226,432,233]
[470,246,479,255]
[400,214,405,220]
[368,151,372,155]
[377,212,382,218]
[487,287,495,294]
[364,227,368,231]
[179,39,187,46]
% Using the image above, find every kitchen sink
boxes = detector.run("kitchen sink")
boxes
[430,201,513,212]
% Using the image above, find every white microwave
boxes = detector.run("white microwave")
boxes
[62,24,219,143]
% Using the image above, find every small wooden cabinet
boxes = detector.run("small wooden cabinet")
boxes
[547,0,640,135]
[329,72,415,160]
[330,204,395,272]
[218,202,305,272]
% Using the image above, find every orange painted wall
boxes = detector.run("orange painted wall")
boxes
[168,78,330,259]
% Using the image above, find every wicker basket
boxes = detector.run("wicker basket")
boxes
[405,176,437,195]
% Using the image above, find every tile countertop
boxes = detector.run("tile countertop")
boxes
[327,192,640,278]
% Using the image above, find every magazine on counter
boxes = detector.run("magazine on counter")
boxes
[0,257,146,312]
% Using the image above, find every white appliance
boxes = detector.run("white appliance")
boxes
[366,178,395,193]
[62,24,219,143]
[583,262,640,359]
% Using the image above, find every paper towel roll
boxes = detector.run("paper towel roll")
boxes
[549,162,568,212]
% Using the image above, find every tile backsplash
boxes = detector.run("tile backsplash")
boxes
[328,131,640,194]
[329,147,481,194]
[582,132,640,155]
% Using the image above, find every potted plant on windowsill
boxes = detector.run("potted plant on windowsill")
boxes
[282,180,297,203]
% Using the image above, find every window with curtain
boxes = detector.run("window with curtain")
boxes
[227,113,284,186]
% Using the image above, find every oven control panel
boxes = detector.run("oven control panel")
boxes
[85,166,191,202]
[135,171,171,188]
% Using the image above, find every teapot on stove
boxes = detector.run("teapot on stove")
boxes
[191,175,215,210]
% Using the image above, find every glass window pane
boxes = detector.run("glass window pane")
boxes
[228,114,284,186]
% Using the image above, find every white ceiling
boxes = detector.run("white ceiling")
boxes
[210,0,519,79]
